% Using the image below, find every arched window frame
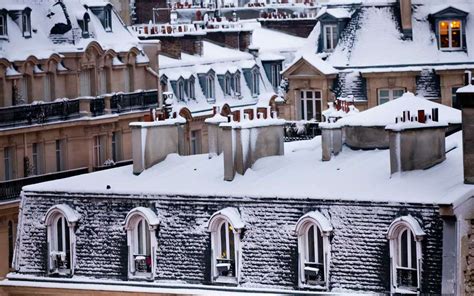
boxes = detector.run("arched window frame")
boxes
[387,215,425,294]
[206,74,215,100]
[44,204,81,276]
[123,207,159,280]
[224,72,232,96]
[207,207,244,285]
[251,67,260,96]
[295,211,332,289]
[232,71,241,95]
[177,78,185,101]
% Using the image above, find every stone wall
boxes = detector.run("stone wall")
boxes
[16,192,443,293]
[465,219,474,295]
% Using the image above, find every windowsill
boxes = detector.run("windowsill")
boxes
[299,283,328,291]
[0,35,8,40]
[213,276,238,286]
[129,273,153,281]
[49,269,72,277]
[439,48,463,52]
[394,287,418,294]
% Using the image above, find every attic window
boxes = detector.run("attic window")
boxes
[89,4,113,32]
[224,73,232,96]
[251,68,260,96]
[387,216,425,294]
[207,207,244,285]
[295,211,332,289]
[22,11,31,38]
[186,77,195,100]
[439,20,462,49]
[323,24,338,51]
[206,75,215,102]
[104,7,112,32]
[177,79,185,101]
[232,72,240,94]
[124,207,159,280]
[0,14,7,37]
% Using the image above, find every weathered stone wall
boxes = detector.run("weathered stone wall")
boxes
[16,193,443,293]
[465,219,474,295]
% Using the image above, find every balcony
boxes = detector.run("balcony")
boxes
[0,90,158,129]
[284,121,321,142]
[0,167,89,202]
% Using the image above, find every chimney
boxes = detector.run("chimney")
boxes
[320,122,343,161]
[181,34,204,56]
[221,110,285,181]
[130,116,186,175]
[457,71,474,184]
[157,36,182,59]
[387,110,447,174]
[399,0,413,39]
[205,106,228,158]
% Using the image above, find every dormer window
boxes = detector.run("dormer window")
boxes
[251,68,259,96]
[439,20,461,49]
[323,24,338,51]
[430,6,468,51]
[224,73,232,96]
[186,76,195,100]
[207,75,215,101]
[232,72,240,94]
[89,4,113,32]
[0,13,7,38]
[21,10,31,38]
[177,79,185,101]
[104,7,112,32]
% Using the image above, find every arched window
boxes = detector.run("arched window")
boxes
[387,215,425,294]
[44,204,81,276]
[208,207,244,285]
[295,211,332,289]
[124,207,159,280]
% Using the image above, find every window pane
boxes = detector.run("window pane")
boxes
[439,21,449,48]
[325,26,332,49]
[57,218,63,252]
[137,220,143,254]
[314,91,321,99]
[393,89,405,99]
[8,221,13,266]
[315,98,322,122]
[220,222,227,259]
[300,100,305,120]
[307,225,315,262]
[306,99,314,120]
[317,227,323,264]
[306,91,313,99]
[145,220,151,256]
[400,229,408,267]
[332,26,339,49]
[229,224,235,261]
[451,21,461,48]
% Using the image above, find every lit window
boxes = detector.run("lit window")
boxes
[208,207,244,285]
[124,207,159,280]
[439,20,462,49]
[44,204,81,276]
[323,24,338,51]
[387,215,425,294]
[295,211,332,289]
[0,14,7,37]
[378,88,405,105]
[300,90,322,121]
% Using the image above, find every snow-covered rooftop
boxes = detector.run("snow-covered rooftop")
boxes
[0,0,141,61]
[24,131,473,206]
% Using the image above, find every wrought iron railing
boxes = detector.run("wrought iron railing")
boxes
[0,167,89,201]
[111,90,158,113]
[90,97,105,116]
[284,121,320,142]
[0,100,80,128]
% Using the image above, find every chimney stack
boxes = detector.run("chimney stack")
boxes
[457,71,474,184]
[399,0,413,39]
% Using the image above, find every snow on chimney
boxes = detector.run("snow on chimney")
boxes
[386,109,447,175]
[221,108,285,181]
[457,70,474,184]
[205,106,228,158]
[130,115,186,175]
[399,0,413,39]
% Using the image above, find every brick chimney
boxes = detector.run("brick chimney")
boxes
[221,109,285,181]
[204,30,253,52]
[386,109,447,174]
[157,36,182,59]
[457,72,474,184]
[399,0,413,39]
[130,116,186,175]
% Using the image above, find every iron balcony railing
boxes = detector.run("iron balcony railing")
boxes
[0,167,89,202]
[111,90,158,113]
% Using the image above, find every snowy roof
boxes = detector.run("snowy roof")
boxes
[283,53,338,75]
[208,207,245,230]
[337,92,461,127]
[43,204,81,224]
[316,7,354,19]
[324,1,474,68]
[123,207,160,227]
[23,131,473,206]
[0,0,141,62]
[295,211,333,233]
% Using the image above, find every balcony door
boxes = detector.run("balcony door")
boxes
[300,90,322,122]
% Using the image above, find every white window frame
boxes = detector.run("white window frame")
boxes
[271,64,282,89]
[438,20,462,50]
[207,75,215,101]
[233,73,241,94]
[187,78,195,100]
[0,14,7,37]
[224,74,232,96]
[124,207,159,280]
[323,24,338,51]
[295,211,332,289]
[208,207,244,285]
[177,79,185,101]
[44,205,80,276]
[22,13,31,38]
[104,8,112,32]
[387,216,425,294]
[299,90,322,121]
[378,88,405,105]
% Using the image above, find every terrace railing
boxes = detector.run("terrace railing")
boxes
[284,121,320,142]
[111,90,158,113]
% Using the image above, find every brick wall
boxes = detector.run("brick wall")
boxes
[181,35,203,56]
[258,19,318,38]
[204,31,253,52]
[156,37,181,59]
[16,192,443,293]
[135,0,169,24]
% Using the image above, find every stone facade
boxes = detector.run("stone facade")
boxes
[465,220,474,295]
[16,192,443,293]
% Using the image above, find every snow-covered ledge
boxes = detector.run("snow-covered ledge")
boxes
[220,111,285,181]
[205,108,228,159]
[130,116,186,175]
[319,121,343,162]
